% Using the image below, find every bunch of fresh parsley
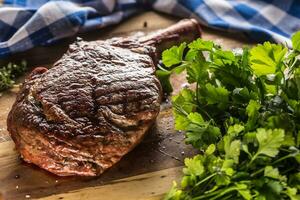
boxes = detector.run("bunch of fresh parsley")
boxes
[0,61,27,92]
[158,32,300,199]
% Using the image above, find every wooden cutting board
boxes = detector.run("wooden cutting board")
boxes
[0,11,251,200]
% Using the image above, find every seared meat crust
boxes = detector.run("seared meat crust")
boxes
[8,41,161,176]
[7,19,201,176]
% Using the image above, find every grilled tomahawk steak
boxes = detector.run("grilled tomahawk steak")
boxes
[7,19,201,176]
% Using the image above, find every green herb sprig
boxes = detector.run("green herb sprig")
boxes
[158,32,300,200]
[0,61,27,91]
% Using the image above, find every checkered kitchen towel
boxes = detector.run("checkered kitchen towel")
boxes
[0,0,299,58]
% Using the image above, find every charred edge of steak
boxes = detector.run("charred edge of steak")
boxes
[10,125,152,176]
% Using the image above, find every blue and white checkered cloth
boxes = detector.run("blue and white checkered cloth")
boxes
[0,0,299,58]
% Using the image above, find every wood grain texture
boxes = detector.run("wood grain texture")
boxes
[0,11,250,200]
[39,167,182,200]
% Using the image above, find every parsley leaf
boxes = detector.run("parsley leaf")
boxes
[245,100,261,131]
[200,83,229,109]
[250,42,287,76]
[156,69,173,94]
[254,129,285,158]
[172,89,196,130]
[188,38,214,51]
[162,43,186,67]
[185,112,221,148]
[292,31,300,52]
[183,155,205,177]
[224,136,241,164]
[264,166,286,181]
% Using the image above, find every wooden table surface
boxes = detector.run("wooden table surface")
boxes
[0,11,252,200]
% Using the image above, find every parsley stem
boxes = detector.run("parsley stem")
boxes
[196,81,200,104]
[250,168,264,177]
[190,173,217,193]
[272,154,293,165]
[281,167,295,174]
[192,186,238,200]
[248,153,258,166]
[197,107,215,123]
[221,194,234,200]
[209,187,238,200]
[199,178,214,194]
[250,154,293,177]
